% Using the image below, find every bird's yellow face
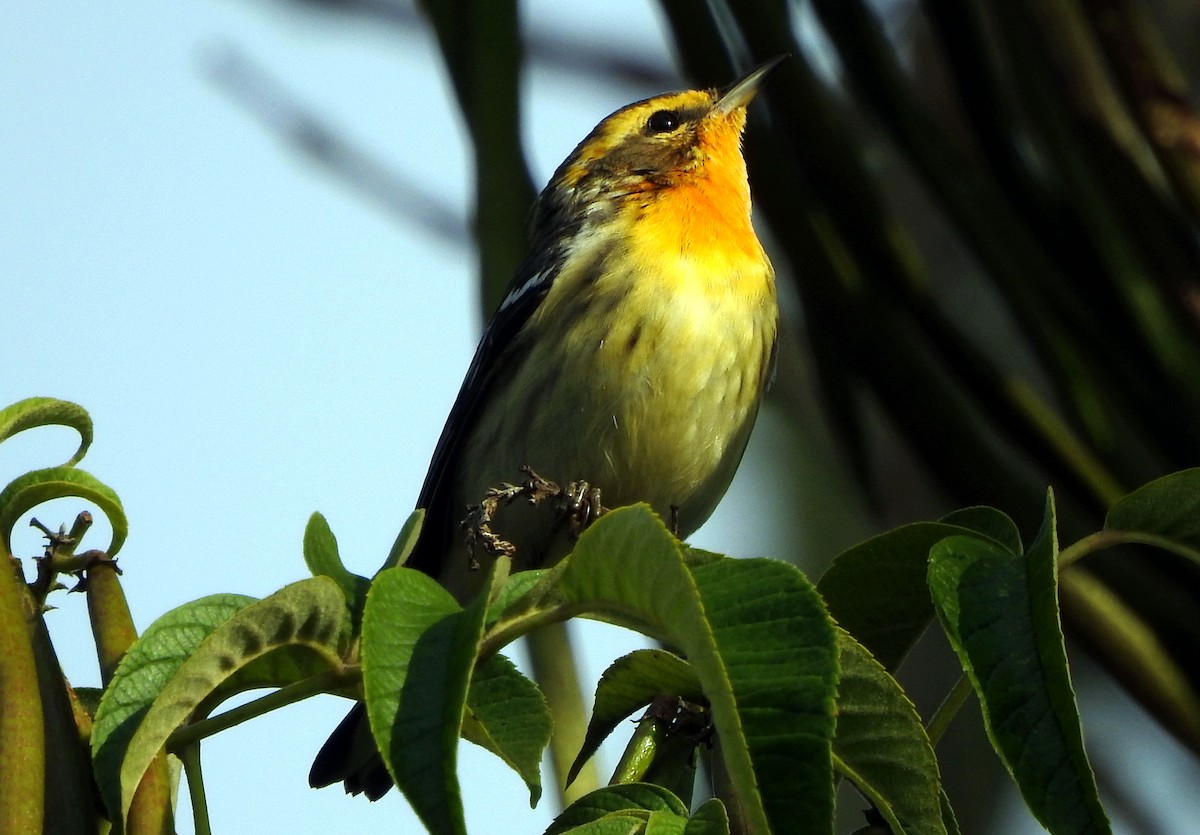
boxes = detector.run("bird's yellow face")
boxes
[549,86,753,218]
[541,71,771,274]
[553,89,747,196]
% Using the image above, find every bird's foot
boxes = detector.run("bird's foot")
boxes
[462,466,609,568]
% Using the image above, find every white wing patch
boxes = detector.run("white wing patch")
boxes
[498,265,553,315]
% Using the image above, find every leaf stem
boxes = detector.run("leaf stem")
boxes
[526,624,600,805]
[481,600,663,663]
[167,667,358,751]
[926,674,974,747]
[1057,528,1200,570]
[180,744,211,835]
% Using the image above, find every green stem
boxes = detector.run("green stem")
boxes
[609,714,664,785]
[0,558,43,835]
[180,745,210,835]
[167,667,356,751]
[477,594,669,807]
[926,674,974,747]
[525,623,600,806]
[480,601,661,663]
[1057,528,1198,570]
[477,606,570,661]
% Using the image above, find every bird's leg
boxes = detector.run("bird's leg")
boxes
[461,466,573,566]
[560,480,605,539]
[462,481,526,567]
[517,465,562,503]
[668,504,680,537]
[516,466,605,539]
[462,466,611,568]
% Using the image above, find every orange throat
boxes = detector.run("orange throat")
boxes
[635,147,763,279]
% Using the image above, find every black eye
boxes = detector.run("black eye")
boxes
[646,109,680,134]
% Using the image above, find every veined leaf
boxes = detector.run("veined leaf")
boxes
[939,506,1022,555]
[929,492,1111,834]
[644,809,689,835]
[569,648,703,786]
[683,799,730,835]
[819,521,1007,671]
[833,629,946,835]
[554,815,646,835]
[303,512,370,619]
[462,652,550,806]
[92,594,255,820]
[487,569,548,625]
[381,508,425,573]
[520,505,838,835]
[361,561,504,835]
[92,579,348,823]
[1105,468,1200,563]
[0,397,92,466]
[547,783,689,835]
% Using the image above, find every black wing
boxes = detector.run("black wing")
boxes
[308,253,561,796]
[403,198,577,576]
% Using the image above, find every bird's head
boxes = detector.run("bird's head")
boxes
[546,58,781,208]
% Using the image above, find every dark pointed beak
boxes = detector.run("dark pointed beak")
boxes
[713,55,787,115]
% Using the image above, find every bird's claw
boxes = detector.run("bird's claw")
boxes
[462,466,608,567]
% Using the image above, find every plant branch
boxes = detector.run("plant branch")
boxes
[926,674,974,747]
[167,667,358,752]
[1057,529,1200,570]
[180,744,211,835]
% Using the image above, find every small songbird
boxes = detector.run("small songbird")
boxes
[310,59,780,801]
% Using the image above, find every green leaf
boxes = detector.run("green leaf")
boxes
[303,512,370,618]
[683,799,730,835]
[928,493,1111,834]
[819,522,983,671]
[528,505,838,835]
[643,810,689,835]
[0,397,92,466]
[938,506,1021,554]
[361,562,503,835]
[690,555,837,834]
[832,629,946,835]
[488,568,549,624]
[939,790,962,835]
[462,652,550,806]
[570,649,703,786]
[203,624,355,709]
[92,594,255,820]
[93,579,348,823]
[1059,469,1200,752]
[381,509,425,572]
[0,466,126,556]
[556,816,646,835]
[547,784,689,834]
[681,546,727,569]
[1105,468,1200,561]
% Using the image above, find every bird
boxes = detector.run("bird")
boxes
[309,57,781,802]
